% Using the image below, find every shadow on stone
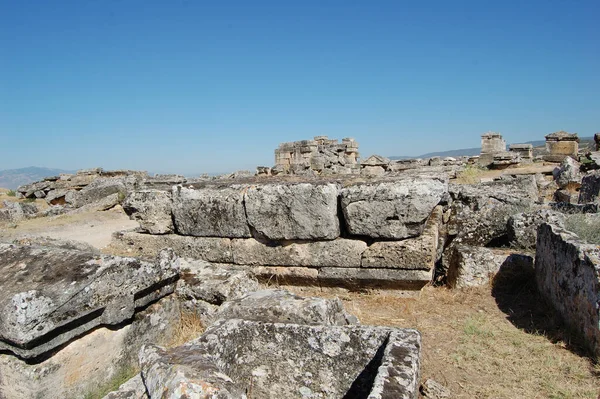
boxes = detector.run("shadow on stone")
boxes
[491,255,594,363]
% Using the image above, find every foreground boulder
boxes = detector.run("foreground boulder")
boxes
[507,209,566,249]
[123,190,174,234]
[535,222,600,359]
[140,319,421,399]
[0,244,179,359]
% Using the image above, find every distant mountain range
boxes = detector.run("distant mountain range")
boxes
[389,136,594,160]
[0,167,75,190]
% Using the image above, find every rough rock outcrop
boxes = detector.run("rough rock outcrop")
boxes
[214,289,357,325]
[507,209,566,249]
[0,244,179,358]
[178,259,259,306]
[341,177,448,239]
[123,190,174,234]
[553,156,582,189]
[245,183,340,240]
[0,201,38,223]
[103,374,148,399]
[578,169,600,204]
[140,319,421,399]
[535,222,600,359]
[70,177,128,208]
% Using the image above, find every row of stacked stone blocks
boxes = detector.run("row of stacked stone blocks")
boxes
[274,136,360,174]
[123,176,449,289]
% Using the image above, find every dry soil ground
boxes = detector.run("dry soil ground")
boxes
[1,187,599,398]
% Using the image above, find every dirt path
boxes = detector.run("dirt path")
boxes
[0,204,138,249]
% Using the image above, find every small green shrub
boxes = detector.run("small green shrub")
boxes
[6,190,16,197]
[565,214,600,245]
[24,198,36,203]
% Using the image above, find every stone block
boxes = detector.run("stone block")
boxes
[0,244,179,359]
[171,185,251,238]
[341,177,448,239]
[362,206,442,270]
[123,190,174,234]
[114,231,233,263]
[245,183,340,240]
[231,238,366,267]
[535,222,600,359]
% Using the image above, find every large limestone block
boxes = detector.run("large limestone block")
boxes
[319,267,433,290]
[535,222,600,359]
[215,289,357,325]
[362,206,442,270]
[140,319,421,399]
[244,183,340,240]
[171,185,251,238]
[123,190,174,234]
[0,244,179,359]
[341,177,448,239]
[114,231,233,263]
[231,237,366,267]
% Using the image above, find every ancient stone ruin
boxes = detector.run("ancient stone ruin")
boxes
[478,131,506,166]
[509,143,533,163]
[273,136,360,175]
[544,130,579,162]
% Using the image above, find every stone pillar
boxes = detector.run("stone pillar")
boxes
[594,133,600,151]
[479,132,506,166]
[544,131,579,162]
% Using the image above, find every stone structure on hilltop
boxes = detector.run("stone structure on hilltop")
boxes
[544,130,579,162]
[273,136,360,175]
[595,133,600,151]
[478,132,506,166]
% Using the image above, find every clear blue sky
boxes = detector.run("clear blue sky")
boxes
[1,0,598,175]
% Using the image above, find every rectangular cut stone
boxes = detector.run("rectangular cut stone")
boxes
[318,267,432,290]
[362,206,442,269]
[244,183,340,240]
[0,243,179,359]
[171,185,251,238]
[341,177,448,239]
[535,222,600,359]
[115,231,233,263]
[231,238,366,267]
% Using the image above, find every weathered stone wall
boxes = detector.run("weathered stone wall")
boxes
[122,176,450,290]
[535,222,600,359]
[274,136,360,175]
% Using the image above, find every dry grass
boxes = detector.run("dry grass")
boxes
[166,310,206,348]
[454,165,491,184]
[292,269,600,398]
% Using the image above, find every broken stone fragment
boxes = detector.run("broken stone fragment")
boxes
[123,189,174,234]
[214,289,357,325]
[0,244,180,359]
[341,177,448,239]
[140,319,421,399]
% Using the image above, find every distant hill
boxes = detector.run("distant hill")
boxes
[0,167,75,190]
[389,136,594,160]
